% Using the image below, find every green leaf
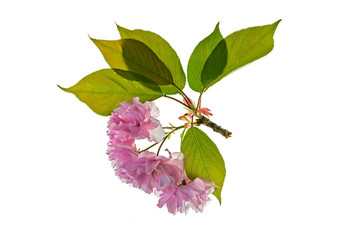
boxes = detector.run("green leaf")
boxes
[180,128,186,143]
[90,38,173,86]
[205,19,281,90]
[201,39,227,87]
[116,25,185,95]
[58,69,163,116]
[187,23,225,92]
[181,127,226,203]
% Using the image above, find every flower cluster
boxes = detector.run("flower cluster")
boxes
[107,97,215,214]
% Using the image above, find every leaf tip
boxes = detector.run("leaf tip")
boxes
[214,22,222,34]
[115,23,124,29]
[88,34,94,41]
[213,190,222,205]
[116,24,131,39]
[274,19,282,26]
[88,35,100,44]
[115,22,125,31]
[88,34,95,43]
[215,21,220,28]
[57,84,67,92]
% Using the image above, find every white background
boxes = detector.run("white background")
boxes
[1,0,359,239]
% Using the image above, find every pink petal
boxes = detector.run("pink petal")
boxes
[198,107,213,116]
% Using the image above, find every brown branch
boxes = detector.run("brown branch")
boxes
[197,117,232,139]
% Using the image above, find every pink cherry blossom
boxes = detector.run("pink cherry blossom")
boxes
[107,97,165,142]
[155,151,186,191]
[119,151,168,193]
[107,135,138,179]
[108,149,186,194]
[157,178,216,214]
[106,97,217,214]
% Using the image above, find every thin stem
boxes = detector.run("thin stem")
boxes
[139,126,184,154]
[164,95,190,109]
[156,125,184,155]
[172,84,192,107]
[163,126,175,129]
[197,88,205,111]
[139,141,160,153]
[156,136,168,156]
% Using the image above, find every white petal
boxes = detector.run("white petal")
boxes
[149,124,165,142]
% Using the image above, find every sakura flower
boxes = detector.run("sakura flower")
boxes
[119,151,168,193]
[108,97,165,142]
[157,178,216,214]
[155,151,186,190]
[106,97,216,213]
[111,150,186,194]
[107,135,138,178]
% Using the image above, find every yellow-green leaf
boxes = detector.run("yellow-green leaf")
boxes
[116,25,185,95]
[58,69,163,116]
[181,127,226,204]
[187,23,224,92]
[206,19,281,89]
[90,38,173,86]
